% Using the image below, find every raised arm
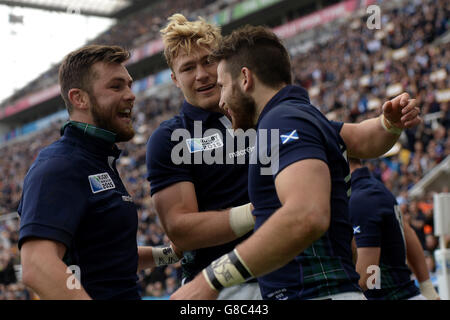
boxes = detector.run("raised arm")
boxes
[340,93,421,159]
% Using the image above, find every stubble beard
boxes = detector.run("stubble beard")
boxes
[89,93,135,142]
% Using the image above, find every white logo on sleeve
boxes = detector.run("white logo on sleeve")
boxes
[88,172,115,193]
[353,226,361,234]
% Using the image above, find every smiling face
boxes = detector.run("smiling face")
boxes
[87,61,136,142]
[171,45,221,111]
[217,60,257,130]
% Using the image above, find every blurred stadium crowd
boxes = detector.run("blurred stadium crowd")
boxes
[1,0,449,299]
[0,0,237,110]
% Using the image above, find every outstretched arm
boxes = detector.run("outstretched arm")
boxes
[340,93,421,159]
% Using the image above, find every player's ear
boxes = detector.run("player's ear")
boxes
[240,67,253,93]
[68,88,89,111]
[171,72,180,88]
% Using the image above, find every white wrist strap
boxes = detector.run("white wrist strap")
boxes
[203,249,254,291]
[419,279,440,300]
[380,114,403,135]
[151,244,180,267]
[229,203,254,237]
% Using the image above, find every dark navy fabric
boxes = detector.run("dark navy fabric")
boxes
[349,167,420,300]
[18,125,139,300]
[249,85,361,300]
[146,101,252,281]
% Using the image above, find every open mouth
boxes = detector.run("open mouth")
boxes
[118,108,132,119]
[197,84,215,92]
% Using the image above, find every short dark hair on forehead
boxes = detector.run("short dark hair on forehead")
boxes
[210,25,292,88]
[58,44,130,114]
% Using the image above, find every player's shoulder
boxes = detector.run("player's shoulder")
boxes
[350,176,395,209]
[148,115,186,144]
[260,100,316,128]
[26,143,85,183]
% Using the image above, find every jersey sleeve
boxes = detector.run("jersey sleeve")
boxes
[146,124,194,196]
[330,120,344,134]
[259,107,328,179]
[18,157,88,249]
[349,190,383,247]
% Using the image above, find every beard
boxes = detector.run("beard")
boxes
[229,84,257,131]
[89,93,135,142]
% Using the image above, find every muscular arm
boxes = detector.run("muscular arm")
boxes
[341,118,398,159]
[152,181,241,251]
[21,238,91,300]
[340,93,421,159]
[170,159,332,300]
[234,159,330,276]
[355,247,381,291]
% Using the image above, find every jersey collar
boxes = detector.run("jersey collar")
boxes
[61,121,121,158]
[350,167,372,184]
[257,85,311,127]
[60,121,117,144]
[180,100,224,123]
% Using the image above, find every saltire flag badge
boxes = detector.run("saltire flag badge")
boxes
[88,172,116,194]
[280,130,299,144]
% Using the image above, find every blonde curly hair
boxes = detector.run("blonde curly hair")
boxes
[160,14,221,69]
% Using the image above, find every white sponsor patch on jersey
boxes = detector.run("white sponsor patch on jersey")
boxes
[88,172,115,194]
[186,133,223,153]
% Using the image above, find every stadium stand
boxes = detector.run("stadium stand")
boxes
[0,0,449,299]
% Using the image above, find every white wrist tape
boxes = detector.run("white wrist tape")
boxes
[151,244,180,267]
[380,114,403,135]
[419,279,440,300]
[202,249,254,291]
[229,203,254,237]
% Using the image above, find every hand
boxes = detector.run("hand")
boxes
[170,273,219,300]
[382,92,422,129]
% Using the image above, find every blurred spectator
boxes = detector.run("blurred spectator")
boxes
[408,200,428,249]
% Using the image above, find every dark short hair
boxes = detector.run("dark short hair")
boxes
[58,45,130,113]
[210,25,292,88]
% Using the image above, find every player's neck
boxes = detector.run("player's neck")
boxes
[253,83,287,118]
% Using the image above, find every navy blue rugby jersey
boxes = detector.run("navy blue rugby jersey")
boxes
[146,101,253,281]
[349,167,420,300]
[248,85,361,300]
[18,123,139,300]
